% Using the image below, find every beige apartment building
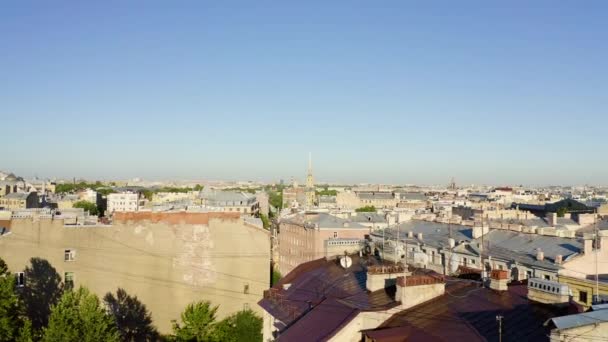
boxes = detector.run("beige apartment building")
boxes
[278,212,369,275]
[0,211,270,333]
[0,192,38,210]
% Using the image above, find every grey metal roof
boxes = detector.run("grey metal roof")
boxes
[357,192,394,200]
[2,192,32,200]
[397,192,427,201]
[482,230,582,260]
[548,309,608,330]
[350,212,386,223]
[282,212,368,229]
[374,221,473,249]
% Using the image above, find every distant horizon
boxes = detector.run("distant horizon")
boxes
[3,168,606,189]
[2,2,607,185]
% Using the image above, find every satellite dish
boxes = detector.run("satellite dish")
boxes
[340,256,353,269]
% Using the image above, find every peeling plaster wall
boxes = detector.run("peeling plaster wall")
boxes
[0,213,270,333]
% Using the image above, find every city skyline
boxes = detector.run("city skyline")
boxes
[2,2,607,185]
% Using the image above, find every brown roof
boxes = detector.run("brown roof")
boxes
[366,281,569,342]
[259,256,400,341]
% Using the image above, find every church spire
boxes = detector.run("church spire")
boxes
[306,153,315,208]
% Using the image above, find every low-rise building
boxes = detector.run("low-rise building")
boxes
[277,212,369,275]
[0,211,270,333]
[107,192,140,213]
[0,192,38,210]
[198,189,260,215]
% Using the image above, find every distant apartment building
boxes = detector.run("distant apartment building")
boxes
[151,191,195,204]
[0,192,38,210]
[278,212,369,275]
[107,192,140,213]
[0,211,270,333]
[198,189,260,215]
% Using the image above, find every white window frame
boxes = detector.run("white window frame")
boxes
[64,249,76,262]
[16,272,25,287]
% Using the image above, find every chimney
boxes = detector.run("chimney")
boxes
[584,237,593,255]
[600,230,608,252]
[448,238,455,249]
[536,248,544,261]
[366,265,408,292]
[555,254,562,264]
[396,274,445,310]
[417,233,423,240]
[472,226,482,239]
[548,213,557,226]
[489,270,508,291]
[408,231,413,238]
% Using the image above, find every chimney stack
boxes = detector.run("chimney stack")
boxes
[408,231,413,238]
[536,248,544,261]
[472,226,482,239]
[584,236,593,255]
[489,270,509,291]
[548,213,557,226]
[417,232,423,240]
[448,238,455,249]
[555,254,563,264]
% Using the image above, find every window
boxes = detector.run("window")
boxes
[471,259,476,265]
[16,272,25,287]
[333,232,338,238]
[544,275,550,281]
[526,270,532,279]
[498,265,504,270]
[579,291,588,303]
[65,272,74,290]
[64,249,75,262]
[244,283,249,294]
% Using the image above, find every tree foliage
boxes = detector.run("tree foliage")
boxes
[171,301,218,341]
[316,187,338,196]
[272,269,282,286]
[0,274,23,341]
[43,287,120,342]
[212,310,262,342]
[21,258,64,331]
[73,200,99,216]
[556,207,568,218]
[355,205,377,212]
[259,214,270,230]
[268,191,283,210]
[104,288,158,342]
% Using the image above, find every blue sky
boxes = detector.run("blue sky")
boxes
[1,1,607,185]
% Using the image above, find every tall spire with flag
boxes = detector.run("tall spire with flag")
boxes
[305,153,315,208]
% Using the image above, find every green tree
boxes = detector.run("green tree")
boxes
[103,288,159,342]
[259,214,270,230]
[556,207,568,218]
[272,269,282,286]
[171,301,218,341]
[73,200,99,216]
[355,205,377,212]
[0,273,23,341]
[212,310,262,342]
[42,287,120,342]
[268,191,283,210]
[0,258,8,276]
[193,184,204,191]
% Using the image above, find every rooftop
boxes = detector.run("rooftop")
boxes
[374,221,474,249]
[281,212,368,229]
[258,255,400,341]
[366,281,573,341]
[2,192,32,200]
[478,230,582,269]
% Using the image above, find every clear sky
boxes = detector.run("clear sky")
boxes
[1,1,607,185]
